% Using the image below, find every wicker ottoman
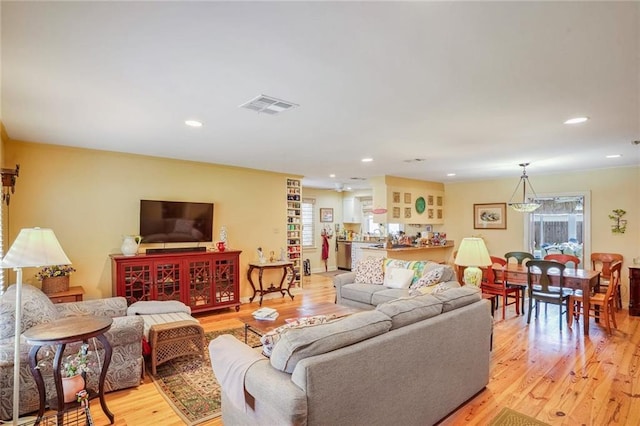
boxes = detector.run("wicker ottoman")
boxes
[142,313,205,374]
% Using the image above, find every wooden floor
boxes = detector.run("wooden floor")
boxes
[88,274,640,426]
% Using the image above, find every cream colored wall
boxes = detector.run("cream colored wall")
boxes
[445,166,640,305]
[300,188,342,273]
[4,140,300,300]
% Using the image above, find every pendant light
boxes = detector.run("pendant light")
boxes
[508,163,541,212]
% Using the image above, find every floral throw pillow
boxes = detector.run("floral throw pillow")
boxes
[260,314,336,357]
[409,266,444,290]
[354,257,384,285]
[409,281,450,297]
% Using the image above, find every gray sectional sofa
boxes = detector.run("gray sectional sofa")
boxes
[334,261,460,309]
[209,286,492,426]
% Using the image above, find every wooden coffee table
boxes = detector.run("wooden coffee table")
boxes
[238,302,361,345]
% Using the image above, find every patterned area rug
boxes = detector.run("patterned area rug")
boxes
[490,407,551,426]
[150,327,261,425]
[316,270,346,277]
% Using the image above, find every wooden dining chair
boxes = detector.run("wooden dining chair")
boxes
[591,253,623,310]
[544,254,581,271]
[504,251,535,313]
[569,260,622,334]
[481,256,520,320]
[505,251,535,265]
[526,260,572,330]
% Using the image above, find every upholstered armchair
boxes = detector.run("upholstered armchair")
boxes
[0,284,144,420]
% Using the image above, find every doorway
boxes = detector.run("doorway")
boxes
[524,192,590,266]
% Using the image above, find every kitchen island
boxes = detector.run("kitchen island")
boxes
[360,241,455,263]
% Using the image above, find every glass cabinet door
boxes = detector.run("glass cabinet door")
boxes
[122,263,152,305]
[214,256,237,305]
[154,261,182,301]
[186,258,214,309]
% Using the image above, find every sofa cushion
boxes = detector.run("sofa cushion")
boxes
[376,295,443,329]
[370,288,410,305]
[270,310,392,373]
[383,267,415,289]
[432,286,482,312]
[0,284,61,338]
[409,281,451,297]
[341,283,388,305]
[354,257,384,285]
[424,262,456,282]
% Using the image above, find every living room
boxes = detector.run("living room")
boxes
[1,1,639,425]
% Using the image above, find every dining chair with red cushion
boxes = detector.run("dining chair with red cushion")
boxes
[481,256,520,320]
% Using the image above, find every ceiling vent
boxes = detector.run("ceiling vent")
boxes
[239,94,299,115]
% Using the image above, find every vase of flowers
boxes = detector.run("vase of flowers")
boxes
[61,344,92,403]
[36,264,75,294]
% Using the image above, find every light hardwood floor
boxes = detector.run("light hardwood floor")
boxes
[88,274,640,425]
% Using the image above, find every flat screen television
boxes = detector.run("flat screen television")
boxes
[139,200,214,243]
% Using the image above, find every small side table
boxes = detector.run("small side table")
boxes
[23,316,115,425]
[247,261,295,306]
[46,285,84,304]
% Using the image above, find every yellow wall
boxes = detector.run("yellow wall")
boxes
[299,188,342,273]
[445,166,640,305]
[3,140,300,300]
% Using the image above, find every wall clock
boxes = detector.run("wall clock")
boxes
[415,196,426,214]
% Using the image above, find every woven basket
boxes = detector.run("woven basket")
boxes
[42,276,70,294]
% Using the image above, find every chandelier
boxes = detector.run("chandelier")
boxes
[507,163,540,212]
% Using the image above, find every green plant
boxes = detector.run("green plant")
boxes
[36,343,95,378]
[35,264,76,281]
[609,209,627,234]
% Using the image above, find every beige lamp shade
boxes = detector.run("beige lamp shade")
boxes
[1,227,71,268]
[454,237,491,267]
[454,237,491,287]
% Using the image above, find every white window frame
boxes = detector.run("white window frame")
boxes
[302,198,315,248]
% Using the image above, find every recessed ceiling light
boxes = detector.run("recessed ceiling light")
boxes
[185,120,203,127]
[447,173,456,177]
[606,154,622,158]
[329,174,336,178]
[361,158,373,163]
[564,117,589,125]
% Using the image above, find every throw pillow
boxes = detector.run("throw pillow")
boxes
[383,267,415,289]
[354,257,384,284]
[409,266,444,290]
[409,281,450,297]
[260,315,335,357]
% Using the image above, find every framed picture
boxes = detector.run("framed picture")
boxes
[392,192,401,203]
[437,196,443,206]
[404,193,412,204]
[392,207,401,218]
[404,207,411,218]
[428,195,434,206]
[474,203,507,229]
[320,208,333,223]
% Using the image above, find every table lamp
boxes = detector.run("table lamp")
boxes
[454,237,491,287]
[1,227,71,425]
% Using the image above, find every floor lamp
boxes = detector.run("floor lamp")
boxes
[1,228,71,425]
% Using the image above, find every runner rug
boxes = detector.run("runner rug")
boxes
[150,327,261,425]
[489,407,551,426]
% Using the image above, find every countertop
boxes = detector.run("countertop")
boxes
[361,241,454,251]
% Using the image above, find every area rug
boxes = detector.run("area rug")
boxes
[490,407,551,426]
[150,327,261,425]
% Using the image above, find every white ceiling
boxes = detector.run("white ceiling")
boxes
[2,1,639,190]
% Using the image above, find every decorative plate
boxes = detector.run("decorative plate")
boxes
[415,197,426,214]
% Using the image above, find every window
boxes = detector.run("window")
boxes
[302,199,315,247]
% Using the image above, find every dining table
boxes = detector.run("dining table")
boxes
[492,263,601,335]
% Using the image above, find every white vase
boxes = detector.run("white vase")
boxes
[121,235,142,256]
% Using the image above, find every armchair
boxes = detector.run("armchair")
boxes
[0,283,143,420]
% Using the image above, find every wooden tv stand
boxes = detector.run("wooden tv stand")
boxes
[111,250,242,313]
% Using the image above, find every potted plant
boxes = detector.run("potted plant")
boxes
[36,264,76,294]
[61,343,93,403]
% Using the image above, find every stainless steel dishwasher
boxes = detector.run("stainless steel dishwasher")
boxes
[337,241,352,270]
